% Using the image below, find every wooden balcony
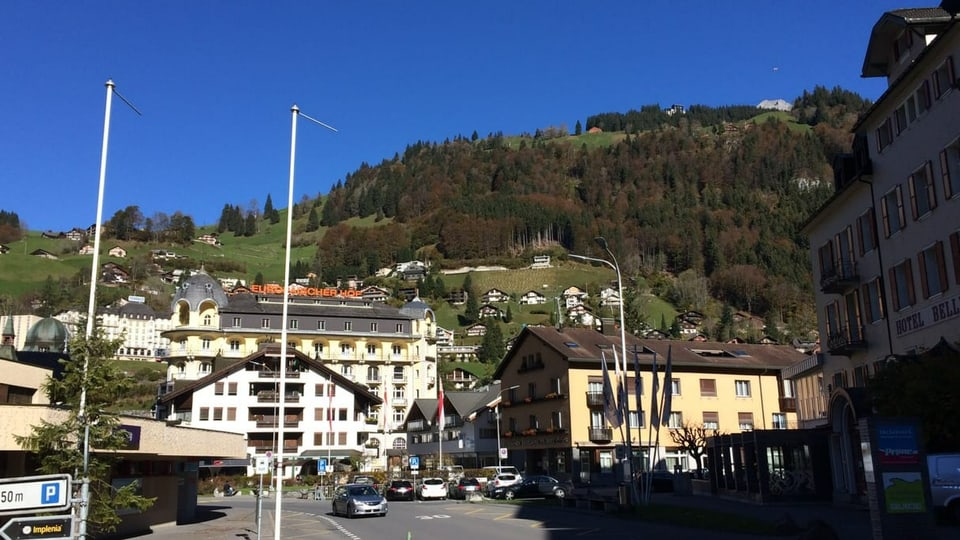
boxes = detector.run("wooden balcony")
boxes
[588,427,613,443]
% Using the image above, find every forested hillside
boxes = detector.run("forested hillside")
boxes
[316,86,868,328]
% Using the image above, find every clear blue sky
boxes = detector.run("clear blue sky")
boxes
[1,1,907,232]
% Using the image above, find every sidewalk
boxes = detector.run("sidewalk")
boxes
[573,485,958,539]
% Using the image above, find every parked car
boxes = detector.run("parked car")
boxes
[418,477,447,500]
[485,473,521,496]
[928,453,960,521]
[440,465,465,481]
[492,475,573,500]
[350,475,381,492]
[448,477,482,499]
[331,484,388,518]
[384,480,415,501]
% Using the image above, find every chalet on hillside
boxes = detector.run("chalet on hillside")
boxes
[108,246,127,258]
[79,245,95,255]
[196,233,221,247]
[481,288,509,304]
[0,244,9,255]
[361,286,390,303]
[447,289,468,305]
[30,249,58,260]
[561,286,588,308]
[518,290,546,305]
[465,323,487,337]
[65,228,86,241]
[478,304,504,320]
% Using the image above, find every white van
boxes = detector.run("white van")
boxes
[477,465,521,487]
[928,453,960,521]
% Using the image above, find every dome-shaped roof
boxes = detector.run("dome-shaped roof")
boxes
[400,297,434,320]
[23,317,70,353]
[171,270,230,311]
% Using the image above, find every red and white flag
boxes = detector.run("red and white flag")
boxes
[437,384,445,430]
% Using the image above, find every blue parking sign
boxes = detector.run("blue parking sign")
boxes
[409,456,420,470]
[318,458,327,473]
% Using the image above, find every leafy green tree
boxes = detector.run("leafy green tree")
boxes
[16,326,156,533]
[477,322,505,364]
[306,207,320,232]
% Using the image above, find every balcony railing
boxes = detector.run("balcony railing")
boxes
[820,260,860,293]
[588,427,613,443]
[585,392,605,407]
[256,391,302,403]
[779,397,797,413]
[827,325,867,355]
[257,371,301,379]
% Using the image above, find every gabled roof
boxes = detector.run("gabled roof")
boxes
[494,326,807,379]
[157,345,381,405]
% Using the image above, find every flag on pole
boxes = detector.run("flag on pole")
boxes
[380,384,388,430]
[613,348,627,426]
[601,351,622,428]
[437,383,445,430]
[649,352,660,429]
[661,345,674,427]
[633,349,643,418]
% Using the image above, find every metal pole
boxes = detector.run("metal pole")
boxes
[495,403,502,469]
[76,79,114,540]
[274,105,298,539]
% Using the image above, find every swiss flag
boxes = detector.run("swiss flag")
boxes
[437,384,444,430]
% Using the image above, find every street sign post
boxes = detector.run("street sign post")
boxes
[409,456,420,470]
[0,475,71,516]
[317,458,327,476]
[0,514,72,540]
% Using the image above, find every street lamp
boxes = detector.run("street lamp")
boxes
[494,384,519,468]
[570,236,637,505]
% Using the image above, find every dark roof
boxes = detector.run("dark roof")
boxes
[157,345,381,405]
[862,7,957,77]
[220,292,415,320]
[494,326,807,379]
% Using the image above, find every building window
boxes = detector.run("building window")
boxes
[229,340,241,351]
[528,415,539,430]
[895,103,909,134]
[396,323,404,333]
[289,319,298,329]
[941,138,960,199]
[702,411,720,430]
[893,28,913,62]
[314,343,324,356]
[628,410,644,428]
[201,338,211,350]
[392,410,405,424]
[772,413,787,430]
[876,117,893,151]
[370,322,378,332]
[344,321,352,331]
[318,320,326,330]
[881,185,905,237]
[341,365,353,378]
[952,233,960,285]
[203,314,212,326]
[699,379,717,397]
[227,407,236,421]
[199,407,209,421]
[590,410,604,428]
[261,318,270,329]
[215,382,224,395]
[670,379,681,396]
[228,382,237,395]
[862,277,886,323]
[857,208,878,255]
[667,412,683,429]
[233,317,241,327]
[908,162,937,219]
[551,377,562,395]
[933,55,955,99]
[738,412,754,431]
[818,241,836,279]
[889,259,916,311]
[919,241,948,299]
[340,343,354,357]
[527,382,537,400]
[213,408,223,421]
[917,80,932,114]
[735,380,751,397]
[392,345,402,357]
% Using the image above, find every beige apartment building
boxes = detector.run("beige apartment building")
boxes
[492,325,805,484]
[158,270,440,472]
[800,2,960,504]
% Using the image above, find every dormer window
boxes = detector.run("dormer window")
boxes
[893,29,913,63]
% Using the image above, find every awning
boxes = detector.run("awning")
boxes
[200,458,249,467]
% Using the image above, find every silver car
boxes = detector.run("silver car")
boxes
[332,483,388,518]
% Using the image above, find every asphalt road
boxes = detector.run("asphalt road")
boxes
[187,495,793,540]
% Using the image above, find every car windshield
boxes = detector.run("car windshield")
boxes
[348,486,378,497]
[461,478,479,486]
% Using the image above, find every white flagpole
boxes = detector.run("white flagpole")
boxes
[274,105,299,538]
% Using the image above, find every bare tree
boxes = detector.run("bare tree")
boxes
[668,421,720,476]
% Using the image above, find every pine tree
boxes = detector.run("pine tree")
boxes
[263,194,275,219]
[306,208,320,232]
[477,322,505,364]
[575,120,582,135]
[15,325,156,533]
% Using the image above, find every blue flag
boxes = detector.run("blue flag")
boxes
[601,351,622,428]
[662,345,673,428]
[633,349,643,420]
[649,352,660,429]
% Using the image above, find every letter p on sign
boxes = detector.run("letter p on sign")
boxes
[41,482,60,504]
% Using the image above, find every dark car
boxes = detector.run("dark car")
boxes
[384,479,415,501]
[494,475,572,500]
[448,477,482,499]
